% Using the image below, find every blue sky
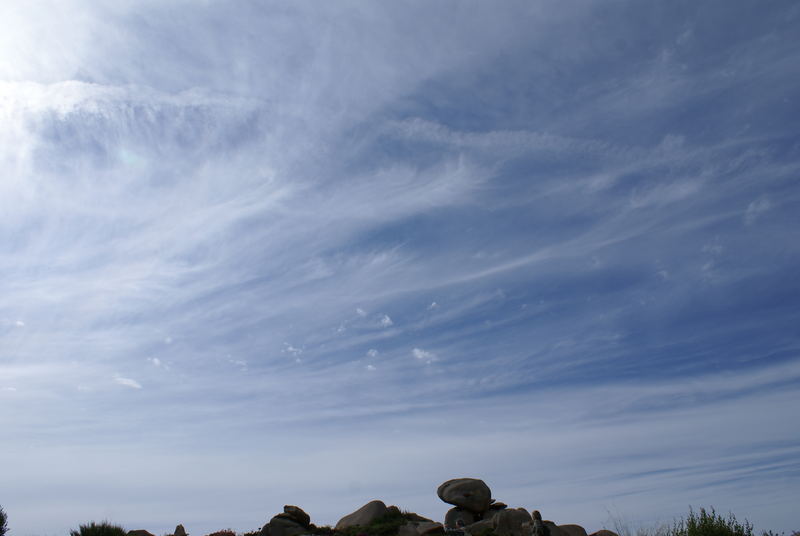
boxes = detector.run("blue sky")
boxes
[1,1,799,535]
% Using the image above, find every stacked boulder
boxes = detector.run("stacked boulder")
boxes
[438,478,601,536]
[262,505,313,536]
[439,478,531,536]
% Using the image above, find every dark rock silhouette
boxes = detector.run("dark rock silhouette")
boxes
[127,531,156,536]
[109,478,618,536]
[335,500,388,530]
[437,478,492,514]
[559,524,589,536]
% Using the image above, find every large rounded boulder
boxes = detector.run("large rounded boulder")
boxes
[335,500,389,530]
[544,521,565,536]
[492,508,532,536]
[263,505,312,536]
[280,506,311,528]
[266,517,305,536]
[437,478,492,514]
[558,525,588,536]
[444,507,477,528]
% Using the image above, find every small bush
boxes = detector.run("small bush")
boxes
[70,521,127,536]
[672,508,752,536]
[206,531,236,536]
[0,504,8,536]
[307,526,335,536]
[607,508,783,536]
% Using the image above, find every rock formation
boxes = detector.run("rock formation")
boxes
[127,530,156,536]
[558,525,588,536]
[262,505,312,536]
[493,508,532,536]
[122,478,619,536]
[335,500,389,530]
[434,478,613,536]
[437,478,492,515]
[444,508,476,529]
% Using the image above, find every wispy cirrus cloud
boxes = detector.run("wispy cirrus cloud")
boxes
[1,1,799,535]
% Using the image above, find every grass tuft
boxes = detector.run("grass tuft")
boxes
[70,521,127,536]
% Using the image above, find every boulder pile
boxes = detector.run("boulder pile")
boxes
[262,505,314,536]
[436,477,611,536]
[437,477,529,536]
[126,478,619,536]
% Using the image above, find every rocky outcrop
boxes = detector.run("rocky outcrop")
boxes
[175,526,187,536]
[416,522,445,536]
[437,478,492,514]
[128,530,156,536]
[482,502,509,522]
[335,500,389,530]
[493,508,532,536]
[544,520,565,536]
[261,505,312,536]
[403,512,434,524]
[280,506,311,528]
[463,519,494,534]
[558,525,588,536]
[267,516,305,536]
[445,507,477,528]
[227,478,616,536]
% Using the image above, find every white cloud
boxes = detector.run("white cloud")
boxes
[745,196,771,225]
[412,348,437,363]
[366,364,376,371]
[2,386,17,392]
[367,349,379,358]
[283,343,303,356]
[379,314,393,327]
[148,357,162,367]
[356,308,367,317]
[114,376,142,389]
[428,301,438,310]
[14,320,25,327]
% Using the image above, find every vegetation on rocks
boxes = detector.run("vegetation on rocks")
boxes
[205,530,237,536]
[70,521,128,536]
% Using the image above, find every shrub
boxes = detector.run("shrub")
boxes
[672,508,752,536]
[0,504,8,536]
[307,526,335,536]
[70,521,127,536]
[205,531,236,536]
[607,507,783,536]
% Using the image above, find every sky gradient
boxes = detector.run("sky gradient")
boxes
[1,1,799,535]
